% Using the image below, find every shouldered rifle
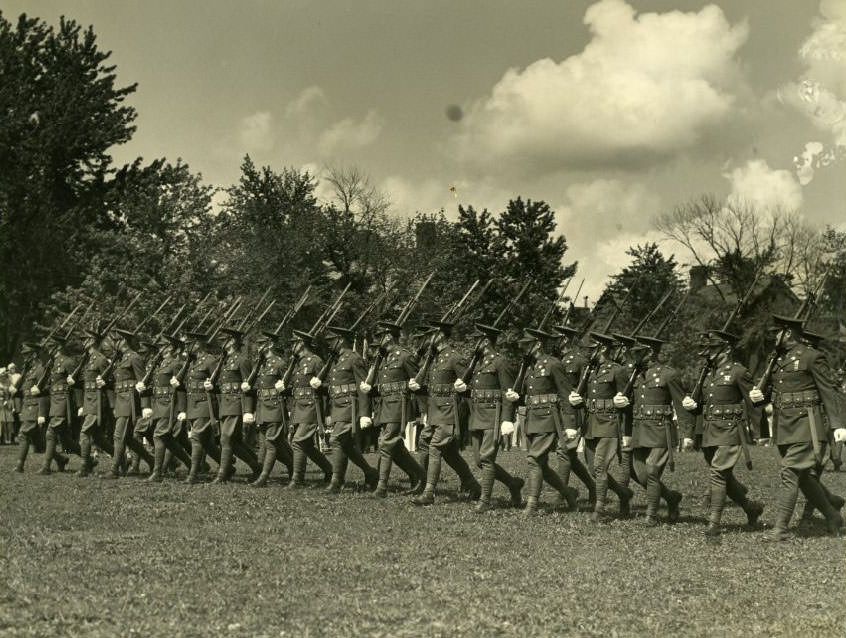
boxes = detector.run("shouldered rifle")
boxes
[37,302,84,348]
[137,306,188,387]
[243,299,276,335]
[234,285,272,332]
[271,285,312,335]
[315,290,386,382]
[538,278,574,330]
[35,303,94,389]
[134,294,173,333]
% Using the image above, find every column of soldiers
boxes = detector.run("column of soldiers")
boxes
[5,279,845,541]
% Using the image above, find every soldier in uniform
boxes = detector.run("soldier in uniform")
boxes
[286,330,333,488]
[411,320,481,506]
[618,335,690,526]
[751,316,845,539]
[37,334,82,474]
[460,323,523,513]
[0,368,13,445]
[680,330,764,536]
[129,339,159,475]
[183,332,223,484]
[360,321,426,498]
[147,335,191,481]
[248,332,295,487]
[76,325,114,476]
[13,343,50,471]
[212,328,261,483]
[322,325,378,493]
[107,329,154,478]
[568,331,634,522]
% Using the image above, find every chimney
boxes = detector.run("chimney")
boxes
[689,265,709,292]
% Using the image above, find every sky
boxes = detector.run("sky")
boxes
[6,0,846,299]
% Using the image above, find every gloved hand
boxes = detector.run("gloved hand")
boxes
[749,387,765,404]
[505,389,520,402]
[834,428,846,443]
[500,421,515,436]
[30,385,40,396]
[177,411,186,421]
[203,379,214,391]
[240,381,251,392]
[243,412,255,424]
[169,376,180,388]
[408,379,421,392]
[612,393,630,409]
[274,379,285,392]
[142,408,153,419]
[37,416,46,425]
[360,416,373,429]
[682,396,697,411]
[359,381,372,393]
[66,375,75,386]
[568,391,583,407]
[77,407,84,417]
[96,375,106,388]
[565,428,578,440]
[682,437,694,450]
[309,377,322,390]
[454,378,468,393]
[8,385,18,395]
[621,435,633,449]
[135,381,146,393]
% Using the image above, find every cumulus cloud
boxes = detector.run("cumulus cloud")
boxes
[237,111,274,152]
[724,159,804,211]
[381,175,451,216]
[453,0,749,174]
[317,109,383,156]
[285,85,329,118]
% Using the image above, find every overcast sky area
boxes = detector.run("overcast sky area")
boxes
[7,0,846,299]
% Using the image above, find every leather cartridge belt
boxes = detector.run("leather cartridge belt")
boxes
[587,398,616,414]
[773,390,820,408]
[294,386,314,400]
[704,403,744,420]
[52,381,69,394]
[471,389,502,402]
[526,393,559,410]
[115,380,136,392]
[635,403,673,418]
[186,380,207,393]
[430,383,454,397]
[220,382,241,395]
[377,381,407,396]
[154,386,171,398]
[258,388,281,399]
[329,383,357,398]
[84,380,98,391]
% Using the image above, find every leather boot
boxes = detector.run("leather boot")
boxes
[286,446,307,488]
[762,468,798,542]
[522,496,539,518]
[184,439,204,484]
[800,472,844,537]
[37,431,58,474]
[147,438,167,482]
[16,437,30,471]
[411,484,435,506]
[213,441,235,483]
[252,444,276,487]
[543,464,577,510]
[108,434,127,479]
[644,474,662,525]
[77,435,92,477]
[474,463,496,513]
[706,470,728,537]
[509,476,525,508]
[374,480,388,498]
[665,489,682,523]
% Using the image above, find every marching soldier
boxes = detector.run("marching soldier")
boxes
[37,334,82,474]
[182,332,223,484]
[751,316,845,539]
[411,320,481,506]
[147,335,191,481]
[361,321,426,498]
[248,332,295,487]
[212,328,261,483]
[76,325,114,476]
[462,323,523,513]
[617,335,689,526]
[286,330,333,488]
[323,325,378,493]
[128,340,159,475]
[681,330,764,536]
[13,343,50,471]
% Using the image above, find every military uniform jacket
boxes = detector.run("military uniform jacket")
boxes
[690,360,759,446]
[770,343,842,445]
[424,345,468,427]
[630,364,692,448]
[21,362,49,421]
[255,351,286,424]
[521,352,568,435]
[49,353,79,418]
[290,353,323,425]
[468,349,515,431]
[82,351,112,417]
[185,352,219,420]
[218,349,252,418]
[374,346,418,425]
[111,351,144,418]
[150,354,186,420]
[327,348,370,423]
[585,359,629,438]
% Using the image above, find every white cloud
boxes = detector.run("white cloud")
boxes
[317,109,383,156]
[724,159,804,211]
[237,111,274,152]
[381,175,451,216]
[453,0,748,174]
[285,85,329,118]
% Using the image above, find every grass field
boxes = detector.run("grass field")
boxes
[2,443,845,637]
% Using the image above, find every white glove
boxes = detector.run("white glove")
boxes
[169,376,180,388]
[408,379,421,392]
[834,428,846,443]
[30,385,40,396]
[359,381,372,393]
[454,378,468,393]
[37,416,46,425]
[142,408,153,419]
[749,387,765,404]
[177,411,186,421]
[682,396,697,411]
[612,393,630,409]
[243,412,255,424]
[95,375,106,388]
[203,379,214,391]
[621,435,633,449]
[135,381,146,393]
[309,377,322,389]
[500,421,515,436]
[274,379,285,392]
[240,381,251,392]
[77,407,84,417]
[682,437,694,450]
[66,375,75,386]
[9,385,17,395]
[505,389,519,402]
[564,428,578,440]
[360,416,373,429]
[568,391,583,407]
